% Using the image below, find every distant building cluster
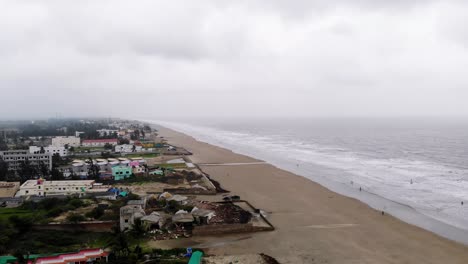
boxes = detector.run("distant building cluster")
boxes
[0,150,52,171]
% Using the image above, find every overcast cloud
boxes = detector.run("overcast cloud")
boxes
[1,0,468,119]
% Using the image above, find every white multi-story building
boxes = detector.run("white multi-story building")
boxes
[114,144,143,153]
[97,129,119,137]
[82,139,118,147]
[16,179,103,197]
[30,146,68,157]
[51,136,81,147]
[0,150,52,171]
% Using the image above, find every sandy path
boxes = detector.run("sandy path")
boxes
[156,126,468,264]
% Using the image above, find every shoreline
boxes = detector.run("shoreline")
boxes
[152,121,468,245]
[153,124,468,263]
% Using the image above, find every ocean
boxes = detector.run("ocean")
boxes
[146,117,468,243]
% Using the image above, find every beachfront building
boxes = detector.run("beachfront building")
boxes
[82,139,118,147]
[51,136,81,147]
[29,145,68,157]
[0,150,52,171]
[112,166,133,180]
[97,129,119,137]
[16,179,97,197]
[114,144,142,153]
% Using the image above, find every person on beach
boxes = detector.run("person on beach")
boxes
[359,187,362,192]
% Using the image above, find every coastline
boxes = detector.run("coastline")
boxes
[154,125,468,263]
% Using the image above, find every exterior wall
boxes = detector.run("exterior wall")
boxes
[82,140,118,147]
[114,144,142,153]
[30,146,68,157]
[192,223,274,236]
[112,166,132,180]
[0,150,52,171]
[132,166,145,174]
[120,205,144,231]
[51,136,81,147]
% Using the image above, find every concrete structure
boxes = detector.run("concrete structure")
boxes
[120,204,145,231]
[30,146,68,157]
[0,150,52,171]
[132,165,145,174]
[51,136,81,147]
[97,129,119,137]
[0,181,20,197]
[141,212,167,230]
[82,139,118,147]
[112,166,132,180]
[16,179,96,197]
[114,144,142,153]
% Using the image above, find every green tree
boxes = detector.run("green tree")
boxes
[13,250,27,264]
[9,215,33,234]
[86,159,100,181]
[18,159,37,182]
[118,138,130,145]
[104,143,113,150]
[50,167,64,180]
[66,213,86,223]
[131,218,145,239]
[0,138,8,150]
[0,158,8,181]
[39,161,49,177]
[109,227,130,258]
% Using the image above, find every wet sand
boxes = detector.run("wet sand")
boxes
[156,126,468,264]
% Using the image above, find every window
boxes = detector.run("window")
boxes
[38,186,41,189]
[125,219,129,223]
[25,191,29,194]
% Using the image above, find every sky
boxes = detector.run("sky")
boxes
[1,0,468,119]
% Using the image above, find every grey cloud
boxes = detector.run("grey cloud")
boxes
[1,0,468,119]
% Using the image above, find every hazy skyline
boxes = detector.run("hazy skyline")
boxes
[1,0,468,119]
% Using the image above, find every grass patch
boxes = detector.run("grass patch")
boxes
[9,230,113,254]
[0,208,41,221]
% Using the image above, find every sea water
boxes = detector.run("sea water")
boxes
[145,117,468,244]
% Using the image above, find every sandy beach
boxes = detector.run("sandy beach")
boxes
[155,126,468,264]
